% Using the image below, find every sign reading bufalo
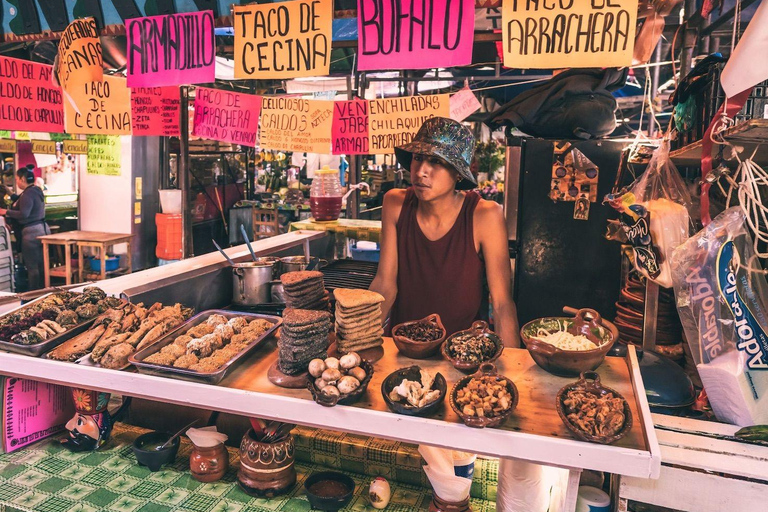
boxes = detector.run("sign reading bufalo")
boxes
[192,87,262,147]
[126,11,216,87]
[501,0,638,68]
[234,0,332,79]
[0,56,64,133]
[357,0,474,70]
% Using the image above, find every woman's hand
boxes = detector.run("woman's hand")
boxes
[0,208,6,216]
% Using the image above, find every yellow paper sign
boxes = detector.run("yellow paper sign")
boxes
[367,95,450,154]
[55,18,103,97]
[0,139,17,152]
[501,0,638,69]
[63,139,88,154]
[65,75,132,135]
[233,0,332,79]
[135,177,143,196]
[86,135,122,176]
[31,140,56,154]
[14,131,30,140]
[260,98,334,153]
[134,201,142,215]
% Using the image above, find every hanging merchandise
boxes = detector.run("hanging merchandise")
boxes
[671,207,768,427]
[605,142,692,288]
[549,146,599,203]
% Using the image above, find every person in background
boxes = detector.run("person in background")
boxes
[0,168,50,290]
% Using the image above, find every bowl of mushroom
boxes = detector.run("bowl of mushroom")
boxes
[449,362,518,428]
[307,352,373,407]
[381,366,447,417]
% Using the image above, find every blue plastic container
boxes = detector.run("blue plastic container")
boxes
[350,243,380,262]
[90,256,119,272]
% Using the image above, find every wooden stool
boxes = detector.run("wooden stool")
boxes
[252,208,280,239]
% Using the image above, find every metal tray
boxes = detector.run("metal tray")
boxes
[0,292,97,357]
[129,310,282,384]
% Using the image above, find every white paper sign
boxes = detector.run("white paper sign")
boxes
[449,87,481,122]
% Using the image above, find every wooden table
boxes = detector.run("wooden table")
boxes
[38,231,133,286]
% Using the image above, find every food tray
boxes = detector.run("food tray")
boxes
[0,292,97,357]
[130,310,281,384]
[76,353,131,371]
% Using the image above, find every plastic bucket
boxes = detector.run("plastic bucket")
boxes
[156,213,183,260]
[159,190,182,214]
[576,486,610,512]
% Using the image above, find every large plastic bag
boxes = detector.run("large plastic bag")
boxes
[606,142,693,287]
[671,207,768,426]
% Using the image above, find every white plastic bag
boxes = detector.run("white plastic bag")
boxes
[671,207,768,426]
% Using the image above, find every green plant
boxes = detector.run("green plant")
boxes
[474,141,504,177]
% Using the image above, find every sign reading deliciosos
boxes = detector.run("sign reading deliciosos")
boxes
[233,0,333,79]
[501,0,638,69]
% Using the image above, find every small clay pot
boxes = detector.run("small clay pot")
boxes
[429,494,471,512]
[238,429,296,497]
[189,443,229,483]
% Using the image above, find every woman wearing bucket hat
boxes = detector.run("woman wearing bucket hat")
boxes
[370,117,519,346]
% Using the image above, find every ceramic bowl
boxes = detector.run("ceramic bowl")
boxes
[520,308,618,377]
[132,431,180,472]
[304,471,355,511]
[449,362,518,428]
[442,321,504,373]
[308,360,374,407]
[392,314,447,359]
[556,371,633,444]
[381,365,447,417]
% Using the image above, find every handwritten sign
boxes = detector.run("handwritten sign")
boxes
[126,11,216,87]
[501,0,638,69]
[260,97,333,153]
[0,56,64,133]
[55,18,102,100]
[31,140,56,154]
[234,0,332,79]
[192,87,262,147]
[63,139,88,154]
[449,87,481,121]
[65,75,132,135]
[357,0,474,71]
[130,87,180,136]
[86,135,121,176]
[331,100,369,155]
[368,95,449,153]
[0,139,17,152]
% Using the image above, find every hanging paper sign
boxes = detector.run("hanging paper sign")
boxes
[130,87,180,137]
[31,140,56,154]
[0,139,17,152]
[64,75,132,135]
[192,87,262,147]
[368,94,450,154]
[126,11,216,88]
[501,0,638,69]
[260,98,334,153]
[86,135,121,176]
[331,99,369,155]
[449,87,482,121]
[233,0,333,79]
[63,139,88,154]
[0,56,64,133]
[357,0,474,71]
[55,18,102,101]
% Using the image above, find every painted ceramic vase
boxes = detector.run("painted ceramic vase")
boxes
[237,429,296,497]
[190,443,229,483]
[61,388,113,452]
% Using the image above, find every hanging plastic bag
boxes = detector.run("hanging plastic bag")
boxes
[671,207,768,426]
[605,142,693,287]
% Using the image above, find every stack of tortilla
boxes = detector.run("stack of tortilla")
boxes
[334,288,385,353]
[278,308,331,375]
[280,271,329,311]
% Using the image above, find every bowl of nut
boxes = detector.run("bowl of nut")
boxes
[442,321,504,373]
[450,362,518,428]
[556,371,633,444]
[307,353,373,407]
[392,314,447,359]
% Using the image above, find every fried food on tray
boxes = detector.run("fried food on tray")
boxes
[228,316,248,333]
[100,343,134,369]
[206,314,228,327]
[562,389,626,438]
[173,334,193,348]
[173,354,199,369]
[160,344,186,359]
[187,323,215,338]
[144,351,176,366]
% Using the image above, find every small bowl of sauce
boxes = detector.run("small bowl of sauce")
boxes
[132,431,180,472]
[304,471,355,511]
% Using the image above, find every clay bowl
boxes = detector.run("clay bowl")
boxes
[132,431,180,472]
[238,429,296,497]
[449,362,518,429]
[442,321,504,373]
[392,314,447,359]
[556,371,633,445]
[304,471,355,511]
[520,308,618,377]
[381,365,447,417]
[308,360,374,407]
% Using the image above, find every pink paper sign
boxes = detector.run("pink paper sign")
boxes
[130,87,180,136]
[126,11,216,87]
[332,99,369,155]
[357,0,474,71]
[192,87,262,147]
[449,87,481,122]
[0,56,64,133]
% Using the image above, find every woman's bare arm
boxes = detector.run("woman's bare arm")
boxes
[369,189,406,328]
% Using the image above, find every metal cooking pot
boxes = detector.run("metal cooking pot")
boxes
[252,257,281,279]
[232,262,273,306]
[279,256,327,274]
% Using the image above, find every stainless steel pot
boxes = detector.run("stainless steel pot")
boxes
[252,257,281,279]
[279,256,327,274]
[232,262,274,305]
